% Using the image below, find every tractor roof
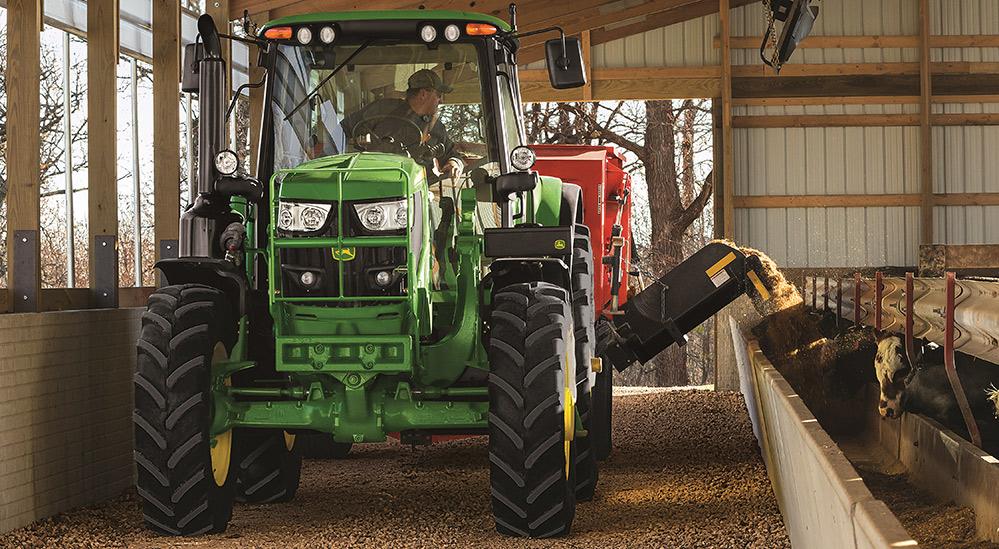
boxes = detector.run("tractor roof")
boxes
[261,10,512,33]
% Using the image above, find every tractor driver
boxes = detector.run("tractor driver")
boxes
[343,69,464,182]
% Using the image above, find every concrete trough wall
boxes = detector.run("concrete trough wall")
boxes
[732,325,915,548]
[0,309,142,533]
[858,385,999,542]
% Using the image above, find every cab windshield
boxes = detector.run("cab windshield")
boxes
[269,41,496,176]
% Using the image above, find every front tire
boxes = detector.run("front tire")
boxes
[487,282,577,538]
[133,284,237,536]
[234,429,302,503]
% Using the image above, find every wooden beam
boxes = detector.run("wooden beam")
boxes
[730,61,999,77]
[731,73,999,98]
[585,0,755,54]
[153,0,182,265]
[88,0,120,307]
[923,244,999,271]
[731,113,999,128]
[733,94,999,106]
[519,71,720,102]
[5,0,43,312]
[715,34,999,50]
[919,0,933,245]
[932,193,999,206]
[733,194,922,208]
[0,290,9,314]
[732,193,999,208]
[720,0,733,239]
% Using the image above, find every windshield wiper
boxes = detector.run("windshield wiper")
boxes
[283,39,373,122]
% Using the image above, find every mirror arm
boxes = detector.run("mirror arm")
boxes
[219,32,269,48]
[511,26,568,68]
[224,77,266,124]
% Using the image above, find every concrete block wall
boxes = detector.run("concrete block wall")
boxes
[0,308,142,533]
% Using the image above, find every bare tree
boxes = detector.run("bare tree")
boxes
[525,99,714,386]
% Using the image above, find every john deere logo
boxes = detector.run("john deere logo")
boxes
[554,239,567,250]
[331,247,356,261]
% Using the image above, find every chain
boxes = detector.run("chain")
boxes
[761,0,782,71]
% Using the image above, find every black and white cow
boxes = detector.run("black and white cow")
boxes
[874,334,999,454]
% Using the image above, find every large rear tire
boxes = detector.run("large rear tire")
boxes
[592,319,615,461]
[487,282,577,538]
[570,227,598,501]
[133,284,237,535]
[234,429,302,503]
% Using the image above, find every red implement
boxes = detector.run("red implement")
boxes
[530,145,633,318]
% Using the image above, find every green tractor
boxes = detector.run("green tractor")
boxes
[134,6,777,538]
[136,7,600,538]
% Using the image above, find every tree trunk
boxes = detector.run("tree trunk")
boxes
[644,100,689,387]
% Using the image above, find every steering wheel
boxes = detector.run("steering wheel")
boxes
[350,114,425,154]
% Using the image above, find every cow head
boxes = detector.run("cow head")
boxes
[875,335,912,418]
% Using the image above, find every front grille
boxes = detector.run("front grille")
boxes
[277,200,411,302]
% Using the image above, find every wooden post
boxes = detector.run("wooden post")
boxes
[153,0,182,269]
[5,0,43,312]
[919,0,934,244]
[88,0,120,307]
[719,0,734,239]
[712,101,724,239]
[581,30,593,101]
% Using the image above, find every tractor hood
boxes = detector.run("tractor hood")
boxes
[276,152,426,203]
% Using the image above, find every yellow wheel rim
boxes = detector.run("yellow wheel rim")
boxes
[562,335,575,480]
[284,431,296,451]
[210,343,232,487]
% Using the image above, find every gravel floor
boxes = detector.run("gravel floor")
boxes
[0,391,789,548]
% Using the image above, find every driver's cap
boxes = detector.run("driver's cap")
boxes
[408,69,453,94]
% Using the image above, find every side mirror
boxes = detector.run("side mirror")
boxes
[216,176,264,202]
[181,43,202,93]
[545,36,586,90]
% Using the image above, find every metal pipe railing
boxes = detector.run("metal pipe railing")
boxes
[806,273,999,366]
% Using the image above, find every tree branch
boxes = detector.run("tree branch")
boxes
[675,170,714,232]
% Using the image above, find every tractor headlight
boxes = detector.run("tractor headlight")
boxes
[354,199,408,231]
[296,27,313,44]
[510,145,536,171]
[276,201,332,233]
[420,24,437,43]
[319,26,336,44]
[215,149,239,176]
[444,24,461,42]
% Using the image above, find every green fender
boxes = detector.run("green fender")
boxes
[534,176,563,227]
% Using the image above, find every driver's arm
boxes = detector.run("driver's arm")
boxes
[430,120,463,179]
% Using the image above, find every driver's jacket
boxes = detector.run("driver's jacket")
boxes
[342,98,462,173]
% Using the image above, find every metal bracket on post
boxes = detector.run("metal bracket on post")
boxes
[93,235,119,309]
[944,272,982,448]
[874,271,883,332]
[854,272,862,326]
[159,239,179,287]
[12,230,39,313]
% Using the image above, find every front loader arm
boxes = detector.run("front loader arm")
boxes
[601,242,772,371]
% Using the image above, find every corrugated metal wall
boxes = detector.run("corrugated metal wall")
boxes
[930,0,999,246]
[541,0,997,267]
